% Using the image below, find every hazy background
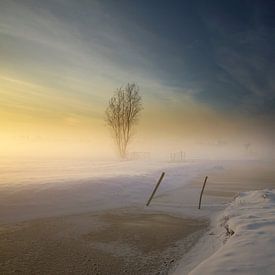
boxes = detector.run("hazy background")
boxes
[1,0,275,160]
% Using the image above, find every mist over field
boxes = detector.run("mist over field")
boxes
[1,1,275,274]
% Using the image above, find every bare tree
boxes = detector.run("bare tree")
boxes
[105,83,143,159]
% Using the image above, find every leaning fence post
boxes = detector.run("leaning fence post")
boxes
[198,176,208,209]
[146,172,165,207]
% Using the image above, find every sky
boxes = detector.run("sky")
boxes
[0,0,275,159]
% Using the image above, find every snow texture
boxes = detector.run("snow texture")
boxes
[0,159,216,223]
[188,189,275,275]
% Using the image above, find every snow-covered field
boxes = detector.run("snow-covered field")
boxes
[1,158,275,274]
[0,158,216,223]
[0,158,215,274]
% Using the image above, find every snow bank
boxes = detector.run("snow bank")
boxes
[189,189,275,274]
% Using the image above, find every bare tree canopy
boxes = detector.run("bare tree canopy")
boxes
[105,83,143,159]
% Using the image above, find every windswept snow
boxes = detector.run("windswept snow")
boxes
[2,158,275,274]
[188,189,275,275]
[0,159,215,223]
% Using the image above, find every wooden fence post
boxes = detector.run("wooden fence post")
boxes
[146,172,165,207]
[198,176,208,209]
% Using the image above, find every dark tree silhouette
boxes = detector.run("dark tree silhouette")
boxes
[105,83,143,159]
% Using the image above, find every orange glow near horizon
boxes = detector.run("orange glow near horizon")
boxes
[1,74,273,160]
[0,1,274,161]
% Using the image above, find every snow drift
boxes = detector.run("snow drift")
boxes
[189,189,275,274]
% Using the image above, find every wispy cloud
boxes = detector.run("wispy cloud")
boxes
[0,0,167,92]
[0,0,179,126]
[193,1,275,115]
[1,0,275,153]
